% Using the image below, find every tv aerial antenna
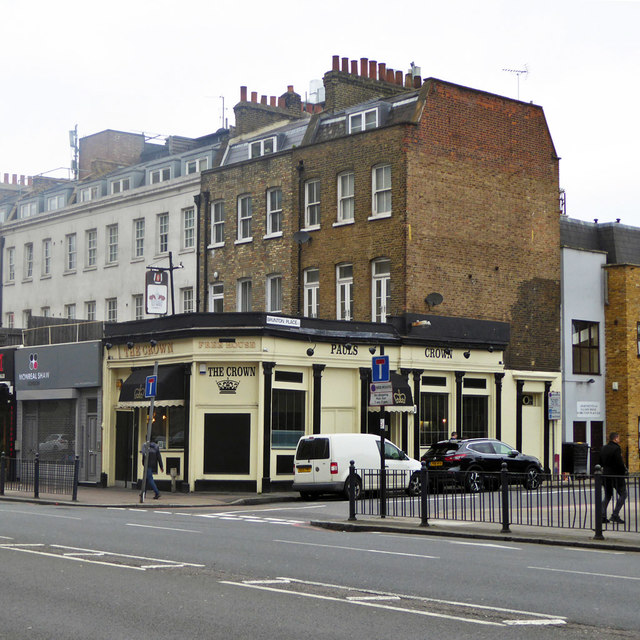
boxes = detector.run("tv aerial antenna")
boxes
[502,65,528,100]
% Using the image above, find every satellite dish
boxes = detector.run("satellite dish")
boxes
[425,292,443,308]
[293,231,311,245]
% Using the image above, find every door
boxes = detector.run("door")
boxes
[590,421,604,473]
[115,411,137,486]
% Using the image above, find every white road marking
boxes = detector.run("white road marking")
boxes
[561,547,625,555]
[274,539,438,559]
[347,595,401,601]
[126,523,201,533]
[529,566,640,581]
[0,508,81,520]
[448,541,521,550]
[504,619,567,626]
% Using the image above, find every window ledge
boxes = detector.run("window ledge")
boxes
[104,262,119,269]
[208,242,224,250]
[332,220,355,228]
[301,225,320,233]
[235,237,253,245]
[263,232,283,240]
[368,212,392,221]
[83,266,97,273]
[130,257,145,264]
[179,247,195,254]
[63,270,77,276]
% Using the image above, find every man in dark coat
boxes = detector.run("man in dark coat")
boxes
[141,438,164,499]
[600,432,627,524]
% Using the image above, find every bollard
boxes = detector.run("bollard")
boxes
[34,453,40,499]
[0,452,5,496]
[420,461,429,527]
[72,455,80,502]
[170,467,177,493]
[500,462,511,533]
[593,465,604,540]
[348,460,356,521]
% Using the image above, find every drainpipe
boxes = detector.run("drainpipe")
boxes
[193,194,202,312]
[296,160,305,315]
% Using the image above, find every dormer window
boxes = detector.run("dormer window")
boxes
[250,137,276,159]
[19,202,37,218]
[348,108,378,134]
[150,167,171,184]
[111,178,130,194]
[186,157,209,174]
[46,194,65,211]
[79,185,100,202]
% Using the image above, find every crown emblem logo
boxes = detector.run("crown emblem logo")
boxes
[216,378,240,394]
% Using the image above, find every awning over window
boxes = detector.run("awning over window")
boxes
[117,364,186,408]
[368,372,416,413]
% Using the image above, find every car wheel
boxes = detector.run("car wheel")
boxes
[406,472,421,496]
[466,467,485,493]
[344,476,362,500]
[523,466,542,490]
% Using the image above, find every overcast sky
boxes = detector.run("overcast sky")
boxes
[1,0,638,226]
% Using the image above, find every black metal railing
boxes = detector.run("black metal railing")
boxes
[0,453,79,501]
[348,462,638,535]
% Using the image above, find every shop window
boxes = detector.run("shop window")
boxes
[462,396,488,440]
[146,406,185,449]
[272,389,305,448]
[204,413,250,474]
[420,392,449,446]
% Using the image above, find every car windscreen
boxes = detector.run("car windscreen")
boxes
[296,437,329,460]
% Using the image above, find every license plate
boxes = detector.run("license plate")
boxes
[297,465,312,473]
[429,461,443,467]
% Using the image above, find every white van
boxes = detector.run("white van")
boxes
[293,433,422,499]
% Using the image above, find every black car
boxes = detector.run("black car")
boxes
[420,438,544,493]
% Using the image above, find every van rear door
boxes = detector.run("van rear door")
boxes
[295,437,330,485]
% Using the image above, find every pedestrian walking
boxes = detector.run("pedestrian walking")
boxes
[141,438,164,499]
[600,432,627,524]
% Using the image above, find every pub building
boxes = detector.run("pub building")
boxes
[101,312,561,493]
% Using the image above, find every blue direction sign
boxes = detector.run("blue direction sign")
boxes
[371,355,390,383]
[145,375,157,398]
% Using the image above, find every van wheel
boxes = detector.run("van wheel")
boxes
[344,476,362,500]
[407,472,421,496]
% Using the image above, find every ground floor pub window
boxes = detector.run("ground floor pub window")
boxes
[420,393,449,446]
[143,406,185,449]
[462,395,488,439]
[271,389,305,447]
[204,413,250,474]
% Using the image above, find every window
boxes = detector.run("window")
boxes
[111,178,130,194]
[372,164,392,217]
[42,239,51,276]
[146,405,185,450]
[157,213,169,254]
[237,195,252,241]
[237,278,252,312]
[106,224,118,264]
[5,312,14,328]
[266,188,282,236]
[85,301,96,321]
[336,263,353,320]
[47,194,65,211]
[304,180,320,228]
[20,202,37,218]
[186,157,208,174]
[41,307,50,317]
[150,167,171,184]
[133,218,145,258]
[211,201,225,245]
[337,172,354,223]
[24,243,33,279]
[303,268,319,318]
[79,185,100,202]
[209,283,224,312]
[348,108,378,133]
[6,247,15,281]
[250,137,276,158]
[133,295,144,320]
[22,309,32,327]
[181,287,194,313]
[64,304,76,319]
[266,274,282,312]
[271,389,305,448]
[86,229,97,267]
[106,298,117,322]
[372,258,391,322]
[572,320,600,374]
[66,234,77,271]
[182,208,195,249]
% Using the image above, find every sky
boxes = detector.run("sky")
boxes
[1,0,638,227]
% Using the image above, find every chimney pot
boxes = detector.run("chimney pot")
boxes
[240,86,248,101]
[251,91,258,102]
[360,58,369,78]
[350,60,358,74]
[405,73,412,88]
[287,85,294,93]
[332,55,340,71]
[341,57,348,73]
[3,173,8,183]
[378,62,386,81]
[395,70,403,85]
[260,95,267,104]
[12,174,17,184]
[369,60,377,79]
[386,69,395,83]
[278,97,285,108]
[28,176,33,186]
[270,96,276,107]
[413,75,422,89]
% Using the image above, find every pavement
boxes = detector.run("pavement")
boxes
[1,485,639,552]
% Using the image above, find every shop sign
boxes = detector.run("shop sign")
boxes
[576,401,600,419]
[208,365,257,395]
[424,348,453,359]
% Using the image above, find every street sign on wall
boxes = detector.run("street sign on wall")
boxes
[371,355,390,383]
[146,270,168,315]
[548,391,561,420]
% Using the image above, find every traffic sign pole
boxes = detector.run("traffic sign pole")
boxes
[140,360,159,503]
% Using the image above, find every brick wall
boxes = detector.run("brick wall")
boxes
[79,130,145,180]
[604,264,640,472]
